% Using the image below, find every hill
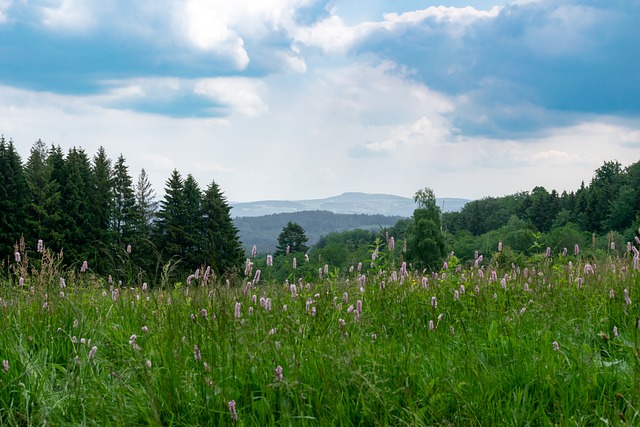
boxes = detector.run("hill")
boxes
[233,210,404,253]
[230,192,470,218]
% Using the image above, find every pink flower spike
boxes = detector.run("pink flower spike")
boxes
[553,341,559,352]
[229,400,238,421]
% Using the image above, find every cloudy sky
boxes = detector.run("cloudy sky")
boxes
[1,0,639,202]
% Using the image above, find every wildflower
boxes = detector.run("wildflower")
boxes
[354,310,359,323]
[266,254,273,267]
[546,247,551,257]
[357,262,362,272]
[584,264,594,275]
[624,289,631,306]
[610,289,615,299]
[146,360,152,368]
[574,244,579,256]
[305,254,309,262]
[186,274,194,285]
[204,362,211,372]
[498,242,503,252]
[229,400,238,421]
[553,341,559,352]
[265,298,272,311]
[562,247,567,256]
[282,305,287,312]
[2,360,8,373]
[142,282,148,291]
[142,326,149,333]
[235,302,241,319]
[37,239,43,252]
[443,261,448,270]
[19,277,24,286]
[520,307,526,316]
[292,257,297,269]
[275,341,281,349]
[371,333,377,340]
[253,270,261,284]
[493,293,497,301]
[450,326,455,335]
[251,245,257,258]
[347,304,354,313]
[129,335,137,345]
[274,365,283,382]
[244,259,252,276]
[403,240,407,253]
[453,290,459,301]
[81,261,88,273]
[14,252,21,263]
[613,326,619,338]
[126,244,132,254]
[429,320,434,331]
[357,299,362,312]
[388,237,395,251]
[194,345,202,362]
[88,346,97,359]
[338,318,346,326]
[286,245,290,255]
[311,306,316,316]
[431,296,437,309]
[343,292,348,303]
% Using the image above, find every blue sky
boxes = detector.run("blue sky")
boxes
[1,0,639,202]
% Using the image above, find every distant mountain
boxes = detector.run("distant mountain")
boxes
[233,210,404,253]
[231,192,470,218]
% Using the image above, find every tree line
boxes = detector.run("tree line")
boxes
[0,137,244,282]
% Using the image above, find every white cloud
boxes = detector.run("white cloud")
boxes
[194,78,269,117]
[41,0,93,31]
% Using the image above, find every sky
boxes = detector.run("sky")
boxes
[1,0,639,203]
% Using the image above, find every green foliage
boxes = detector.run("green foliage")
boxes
[275,221,309,256]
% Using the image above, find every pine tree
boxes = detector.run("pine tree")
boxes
[154,170,187,264]
[24,139,51,245]
[42,145,66,254]
[182,174,203,270]
[0,137,29,257]
[134,168,158,240]
[201,179,244,275]
[275,222,309,256]
[92,147,113,245]
[111,155,137,246]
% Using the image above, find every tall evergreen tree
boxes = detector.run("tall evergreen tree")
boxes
[406,187,446,270]
[154,170,187,264]
[24,139,51,245]
[201,179,244,275]
[182,174,203,270]
[111,155,137,246]
[92,147,113,244]
[0,137,29,257]
[275,222,309,256]
[134,168,158,240]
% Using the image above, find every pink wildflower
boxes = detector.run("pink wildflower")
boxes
[553,341,559,352]
[229,400,238,421]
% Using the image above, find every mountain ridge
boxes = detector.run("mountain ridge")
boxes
[230,192,470,218]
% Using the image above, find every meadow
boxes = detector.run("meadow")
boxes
[1,241,639,426]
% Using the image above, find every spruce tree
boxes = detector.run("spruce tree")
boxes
[182,174,203,270]
[201,179,244,275]
[0,137,29,257]
[24,139,51,246]
[154,170,187,264]
[92,147,113,245]
[111,155,137,246]
[275,222,309,256]
[134,168,158,240]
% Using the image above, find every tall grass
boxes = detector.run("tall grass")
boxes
[0,245,639,425]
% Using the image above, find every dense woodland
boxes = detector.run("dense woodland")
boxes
[0,137,244,282]
[2,136,640,283]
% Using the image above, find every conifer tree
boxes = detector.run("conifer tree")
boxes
[275,222,309,256]
[92,147,113,245]
[134,168,158,240]
[154,170,187,264]
[0,137,29,257]
[24,139,51,246]
[182,174,203,270]
[111,155,137,246]
[201,179,244,275]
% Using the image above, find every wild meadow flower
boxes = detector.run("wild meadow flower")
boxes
[610,289,615,299]
[283,305,287,312]
[229,400,238,421]
[19,277,24,286]
[431,296,437,309]
[388,237,395,251]
[126,244,132,254]
[493,293,497,301]
[356,299,362,312]
[584,264,594,275]
[624,289,631,306]
[501,277,507,289]
[553,341,559,352]
[562,247,567,256]
[37,239,43,252]
[14,251,21,263]
[244,259,252,276]
[292,257,297,269]
[613,326,619,338]
[442,261,448,270]
[275,365,283,381]
[429,320,434,331]
[266,254,273,267]
[235,302,241,319]
[354,310,359,323]
[347,304,354,313]
[497,242,503,252]
[81,261,88,272]
[251,245,257,258]
[88,346,97,359]
[453,290,459,301]
[194,345,202,362]
[574,244,580,256]
[520,307,526,316]
[635,256,639,270]
[265,298,272,311]
[253,270,261,285]
[357,262,362,272]
[343,292,348,303]
[248,307,253,316]
[2,360,8,373]
[146,360,152,368]
[305,254,309,262]
[286,245,290,255]
[339,318,346,326]
[546,247,551,257]
[460,285,465,295]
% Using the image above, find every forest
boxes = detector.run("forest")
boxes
[1,135,640,283]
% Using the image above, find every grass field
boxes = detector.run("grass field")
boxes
[1,246,639,425]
